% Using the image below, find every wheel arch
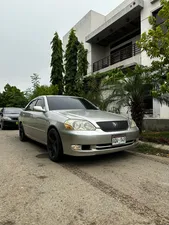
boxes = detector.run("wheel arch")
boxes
[47,125,63,147]
[47,125,60,134]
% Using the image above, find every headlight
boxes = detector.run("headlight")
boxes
[129,119,137,128]
[3,117,12,121]
[64,120,96,131]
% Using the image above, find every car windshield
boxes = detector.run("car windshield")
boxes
[47,96,98,110]
[4,108,22,114]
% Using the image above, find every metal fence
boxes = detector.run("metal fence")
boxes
[93,43,141,73]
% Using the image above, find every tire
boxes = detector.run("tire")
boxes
[47,128,63,162]
[19,123,27,141]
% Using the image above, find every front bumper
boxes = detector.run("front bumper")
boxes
[60,128,139,156]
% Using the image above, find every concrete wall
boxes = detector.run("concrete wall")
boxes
[91,44,107,64]
[153,99,161,118]
[160,104,169,118]
[63,10,105,74]
[101,89,130,116]
[140,0,160,66]
[143,119,169,131]
[89,11,105,73]
[90,11,105,32]
[106,0,135,21]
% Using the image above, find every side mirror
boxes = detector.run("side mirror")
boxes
[33,106,46,112]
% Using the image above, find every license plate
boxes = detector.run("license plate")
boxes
[16,122,18,125]
[112,136,126,146]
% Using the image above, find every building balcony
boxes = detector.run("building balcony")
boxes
[93,43,141,73]
[86,0,144,47]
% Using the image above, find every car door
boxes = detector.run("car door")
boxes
[31,97,49,144]
[22,99,37,137]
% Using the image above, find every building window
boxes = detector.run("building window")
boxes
[151,0,159,4]
[144,96,153,114]
[144,84,153,114]
[152,7,165,26]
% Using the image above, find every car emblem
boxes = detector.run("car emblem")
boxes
[112,122,117,127]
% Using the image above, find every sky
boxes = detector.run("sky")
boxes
[0,0,124,93]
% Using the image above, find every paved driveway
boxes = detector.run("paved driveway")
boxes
[0,130,169,225]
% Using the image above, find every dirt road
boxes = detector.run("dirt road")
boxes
[0,130,169,225]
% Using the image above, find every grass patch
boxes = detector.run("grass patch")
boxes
[135,143,169,157]
[140,131,169,145]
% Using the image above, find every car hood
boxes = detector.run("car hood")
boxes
[56,109,128,123]
[3,113,20,118]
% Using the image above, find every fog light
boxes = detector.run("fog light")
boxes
[71,145,82,151]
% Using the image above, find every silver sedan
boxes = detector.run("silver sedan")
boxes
[19,95,139,162]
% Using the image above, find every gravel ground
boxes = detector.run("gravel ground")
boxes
[0,130,169,225]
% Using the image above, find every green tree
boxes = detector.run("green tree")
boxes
[77,42,88,77]
[30,85,58,100]
[103,65,169,133]
[50,32,64,95]
[76,42,88,94]
[0,84,28,108]
[24,87,33,101]
[31,73,40,90]
[82,73,106,110]
[26,73,58,101]
[137,0,169,94]
[64,29,79,95]
[25,73,41,100]
[0,92,4,107]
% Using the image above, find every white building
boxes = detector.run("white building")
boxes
[63,0,169,118]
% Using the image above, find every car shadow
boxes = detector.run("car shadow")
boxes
[27,139,47,155]
[63,151,132,166]
[1,127,19,130]
[24,138,133,166]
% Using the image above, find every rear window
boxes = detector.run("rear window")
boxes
[47,96,98,111]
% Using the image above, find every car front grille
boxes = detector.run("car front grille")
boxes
[11,117,18,121]
[97,121,128,132]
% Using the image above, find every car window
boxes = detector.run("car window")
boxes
[47,96,98,111]
[25,100,37,111]
[36,98,45,109]
[3,108,23,114]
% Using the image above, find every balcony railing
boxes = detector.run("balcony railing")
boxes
[93,43,141,73]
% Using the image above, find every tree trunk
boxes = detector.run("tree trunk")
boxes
[131,101,144,133]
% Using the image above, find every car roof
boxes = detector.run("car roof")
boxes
[40,95,82,98]
[3,107,22,109]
